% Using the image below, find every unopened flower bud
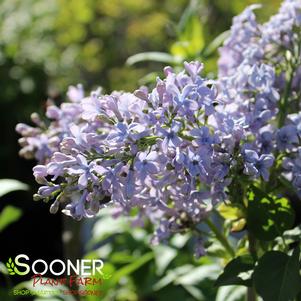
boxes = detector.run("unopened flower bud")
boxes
[50,200,60,214]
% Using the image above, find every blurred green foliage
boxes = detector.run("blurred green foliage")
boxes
[82,208,220,301]
[0,0,282,98]
[0,0,187,97]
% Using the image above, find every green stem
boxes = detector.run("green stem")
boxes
[248,232,258,261]
[205,219,235,257]
[194,227,214,238]
[247,287,257,301]
[247,232,257,301]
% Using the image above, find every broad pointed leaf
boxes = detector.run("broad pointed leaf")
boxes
[253,248,301,301]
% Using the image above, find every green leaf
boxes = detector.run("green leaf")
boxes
[0,179,28,198]
[247,186,295,241]
[283,226,301,244]
[89,207,130,247]
[215,256,254,287]
[216,285,246,301]
[253,248,301,301]
[170,233,190,248]
[176,0,197,34]
[110,251,135,264]
[138,72,160,86]
[171,15,204,59]
[126,52,180,66]
[0,262,8,275]
[207,240,229,259]
[182,285,204,301]
[175,264,220,286]
[217,203,244,221]
[110,252,153,285]
[0,206,22,232]
[202,30,230,57]
[153,245,177,276]
[153,265,193,291]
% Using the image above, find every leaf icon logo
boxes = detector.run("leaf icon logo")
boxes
[6,258,16,275]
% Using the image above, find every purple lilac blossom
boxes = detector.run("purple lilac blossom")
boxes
[17,62,241,246]
[16,0,301,254]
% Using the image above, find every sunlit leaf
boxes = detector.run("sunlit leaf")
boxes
[126,52,180,66]
[217,203,244,221]
[0,179,28,198]
[182,285,204,301]
[89,208,130,248]
[215,256,254,287]
[153,265,193,291]
[247,186,295,241]
[153,245,177,276]
[216,285,246,301]
[0,262,8,275]
[206,241,229,259]
[110,252,154,285]
[0,206,22,232]
[176,264,220,285]
[171,15,205,59]
[170,233,190,248]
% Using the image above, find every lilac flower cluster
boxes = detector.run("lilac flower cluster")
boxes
[15,61,276,243]
[219,0,301,79]
[16,85,86,163]
[16,0,301,250]
[218,0,301,196]
[18,63,234,231]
